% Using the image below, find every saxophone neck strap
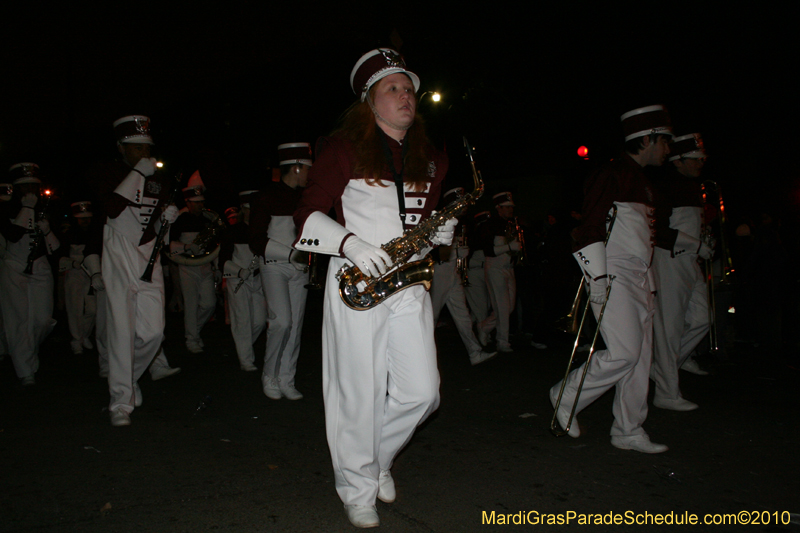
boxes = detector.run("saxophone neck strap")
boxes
[379,132,409,225]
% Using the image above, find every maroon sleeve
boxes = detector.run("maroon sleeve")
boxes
[572,166,620,251]
[293,137,353,233]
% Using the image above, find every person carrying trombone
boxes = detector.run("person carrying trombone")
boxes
[651,133,712,411]
[550,105,672,454]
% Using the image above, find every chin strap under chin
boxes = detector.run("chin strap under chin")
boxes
[366,92,412,132]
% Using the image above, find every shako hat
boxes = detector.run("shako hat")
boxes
[669,133,706,161]
[350,48,420,102]
[182,170,206,202]
[71,201,93,218]
[113,115,154,145]
[278,143,313,167]
[9,162,42,185]
[620,105,673,142]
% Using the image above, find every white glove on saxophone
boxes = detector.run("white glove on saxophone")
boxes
[698,242,713,260]
[430,217,458,246]
[21,193,38,208]
[588,275,608,304]
[343,236,391,277]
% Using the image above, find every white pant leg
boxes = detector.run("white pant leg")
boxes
[226,275,267,368]
[552,260,654,437]
[652,250,709,401]
[261,263,307,386]
[179,264,216,344]
[104,228,165,413]
[0,258,53,378]
[96,288,109,375]
[464,261,490,324]
[65,269,95,347]
[484,258,516,346]
[323,258,439,506]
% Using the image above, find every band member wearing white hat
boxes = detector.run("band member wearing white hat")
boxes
[477,192,521,353]
[104,115,180,426]
[550,105,673,453]
[651,133,711,411]
[0,164,59,386]
[249,144,312,400]
[220,190,265,371]
[429,188,497,366]
[170,171,218,354]
[59,201,99,355]
[293,48,455,528]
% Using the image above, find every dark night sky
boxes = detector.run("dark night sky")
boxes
[2,4,797,224]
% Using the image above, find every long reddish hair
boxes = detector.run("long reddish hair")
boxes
[332,85,431,192]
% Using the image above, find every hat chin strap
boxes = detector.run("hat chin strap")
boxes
[366,92,412,132]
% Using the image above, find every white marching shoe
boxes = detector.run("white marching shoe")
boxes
[680,357,709,375]
[262,376,282,400]
[150,365,181,381]
[344,505,380,528]
[469,350,498,366]
[611,434,668,454]
[654,396,698,411]
[110,409,131,427]
[378,469,396,503]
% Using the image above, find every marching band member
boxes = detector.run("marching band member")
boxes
[464,210,492,342]
[478,192,521,353]
[550,105,672,453]
[0,182,13,361]
[249,144,312,400]
[170,171,219,354]
[293,48,454,528]
[429,188,497,366]
[0,164,59,386]
[221,190,265,371]
[58,201,98,355]
[651,133,711,411]
[104,115,180,426]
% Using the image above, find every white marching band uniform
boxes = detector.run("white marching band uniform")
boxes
[0,203,58,381]
[59,241,96,354]
[221,221,266,371]
[103,165,171,415]
[293,134,446,507]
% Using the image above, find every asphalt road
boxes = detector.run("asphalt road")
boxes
[2,290,799,532]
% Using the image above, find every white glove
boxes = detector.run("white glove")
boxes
[508,240,522,252]
[37,219,51,235]
[698,242,713,260]
[91,273,106,291]
[133,157,157,177]
[588,275,608,304]
[21,193,38,208]
[238,268,252,280]
[162,205,179,225]
[429,217,458,246]
[185,242,203,255]
[72,260,82,269]
[343,236,391,277]
[213,269,222,284]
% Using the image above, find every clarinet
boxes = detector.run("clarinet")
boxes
[140,172,182,282]
[23,191,52,275]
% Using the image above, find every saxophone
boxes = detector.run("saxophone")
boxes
[336,137,484,311]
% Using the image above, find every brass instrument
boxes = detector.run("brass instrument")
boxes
[455,227,470,287]
[336,137,484,311]
[550,205,617,437]
[24,189,52,275]
[700,180,733,354]
[170,209,225,266]
[505,216,527,266]
[141,173,182,283]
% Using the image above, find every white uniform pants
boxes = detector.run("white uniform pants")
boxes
[104,227,166,414]
[651,248,709,401]
[323,257,440,506]
[0,257,55,379]
[226,274,267,368]
[260,262,307,386]
[64,268,96,350]
[481,256,516,346]
[178,263,216,345]
[430,260,482,356]
[96,288,109,375]
[551,259,654,437]
[464,254,490,325]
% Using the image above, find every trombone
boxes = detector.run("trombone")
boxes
[701,180,733,354]
[550,206,617,437]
